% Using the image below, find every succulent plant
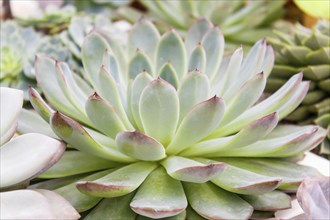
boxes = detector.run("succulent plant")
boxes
[1,20,83,98]
[267,20,330,157]
[17,5,76,34]
[60,14,131,60]
[0,87,79,219]
[0,21,40,91]
[29,18,326,219]
[119,0,287,50]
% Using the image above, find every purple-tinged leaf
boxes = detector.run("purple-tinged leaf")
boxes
[161,156,226,183]
[130,167,187,219]
[116,131,166,161]
[76,162,157,198]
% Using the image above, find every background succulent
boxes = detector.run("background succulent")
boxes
[119,0,288,52]
[28,18,326,219]
[16,4,76,34]
[0,87,79,219]
[267,20,330,157]
[0,21,40,92]
[60,14,131,60]
[1,20,83,99]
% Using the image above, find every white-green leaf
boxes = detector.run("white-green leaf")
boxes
[183,182,253,220]
[161,156,226,183]
[139,78,179,145]
[130,72,153,131]
[76,162,157,198]
[50,111,134,162]
[0,133,65,188]
[116,131,166,161]
[156,29,187,80]
[130,167,187,219]
[188,44,206,73]
[166,97,225,155]
[82,32,110,85]
[86,92,126,139]
[128,49,153,79]
[158,62,179,89]
[201,26,224,80]
[0,189,80,219]
[97,66,133,130]
[39,151,120,178]
[178,70,210,121]
[128,18,160,60]
[17,109,57,139]
[0,87,23,145]
[185,18,213,57]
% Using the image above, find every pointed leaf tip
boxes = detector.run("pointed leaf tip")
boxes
[116,131,166,161]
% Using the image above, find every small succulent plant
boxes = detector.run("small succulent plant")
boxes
[0,87,79,219]
[1,21,82,98]
[267,20,330,157]
[29,18,326,219]
[119,0,287,50]
[17,5,76,34]
[0,21,40,91]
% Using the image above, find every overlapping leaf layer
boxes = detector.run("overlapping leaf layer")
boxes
[29,18,325,219]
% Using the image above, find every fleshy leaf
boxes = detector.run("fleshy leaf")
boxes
[159,62,179,89]
[0,87,23,145]
[86,92,126,139]
[97,66,133,130]
[55,170,111,212]
[161,156,226,183]
[139,78,179,145]
[130,72,153,131]
[183,182,253,220]
[128,17,160,60]
[188,44,206,73]
[82,32,110,85]
[185,18,213,58]
[39,151,120,178]
[183,112,279,156]
[128,49,153,79]
[116,131,166,161]
[201,26,224,80]
[156,29,187,80]
[130,167,187,219]
[215,158,322,191]
[35,56,82,119]
[241,190,291,211]
[28,87,54,122]
[0,189,80,219]
[0,133,65,188]
[76,162,157,198]
[178,70,210,121]
[17,109,57,139]
[220,72,266,125]
[84,192,137,220]
[50,111,134,162]
[166,96,225,155]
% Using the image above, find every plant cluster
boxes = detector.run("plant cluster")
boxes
[267,20,330,157]
[27,18,326,219]
[0,1,329,219]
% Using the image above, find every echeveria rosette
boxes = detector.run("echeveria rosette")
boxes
[267,20,330,157]
[119,0,287,51]
[29,18,326,219]
[0,87,79,219]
